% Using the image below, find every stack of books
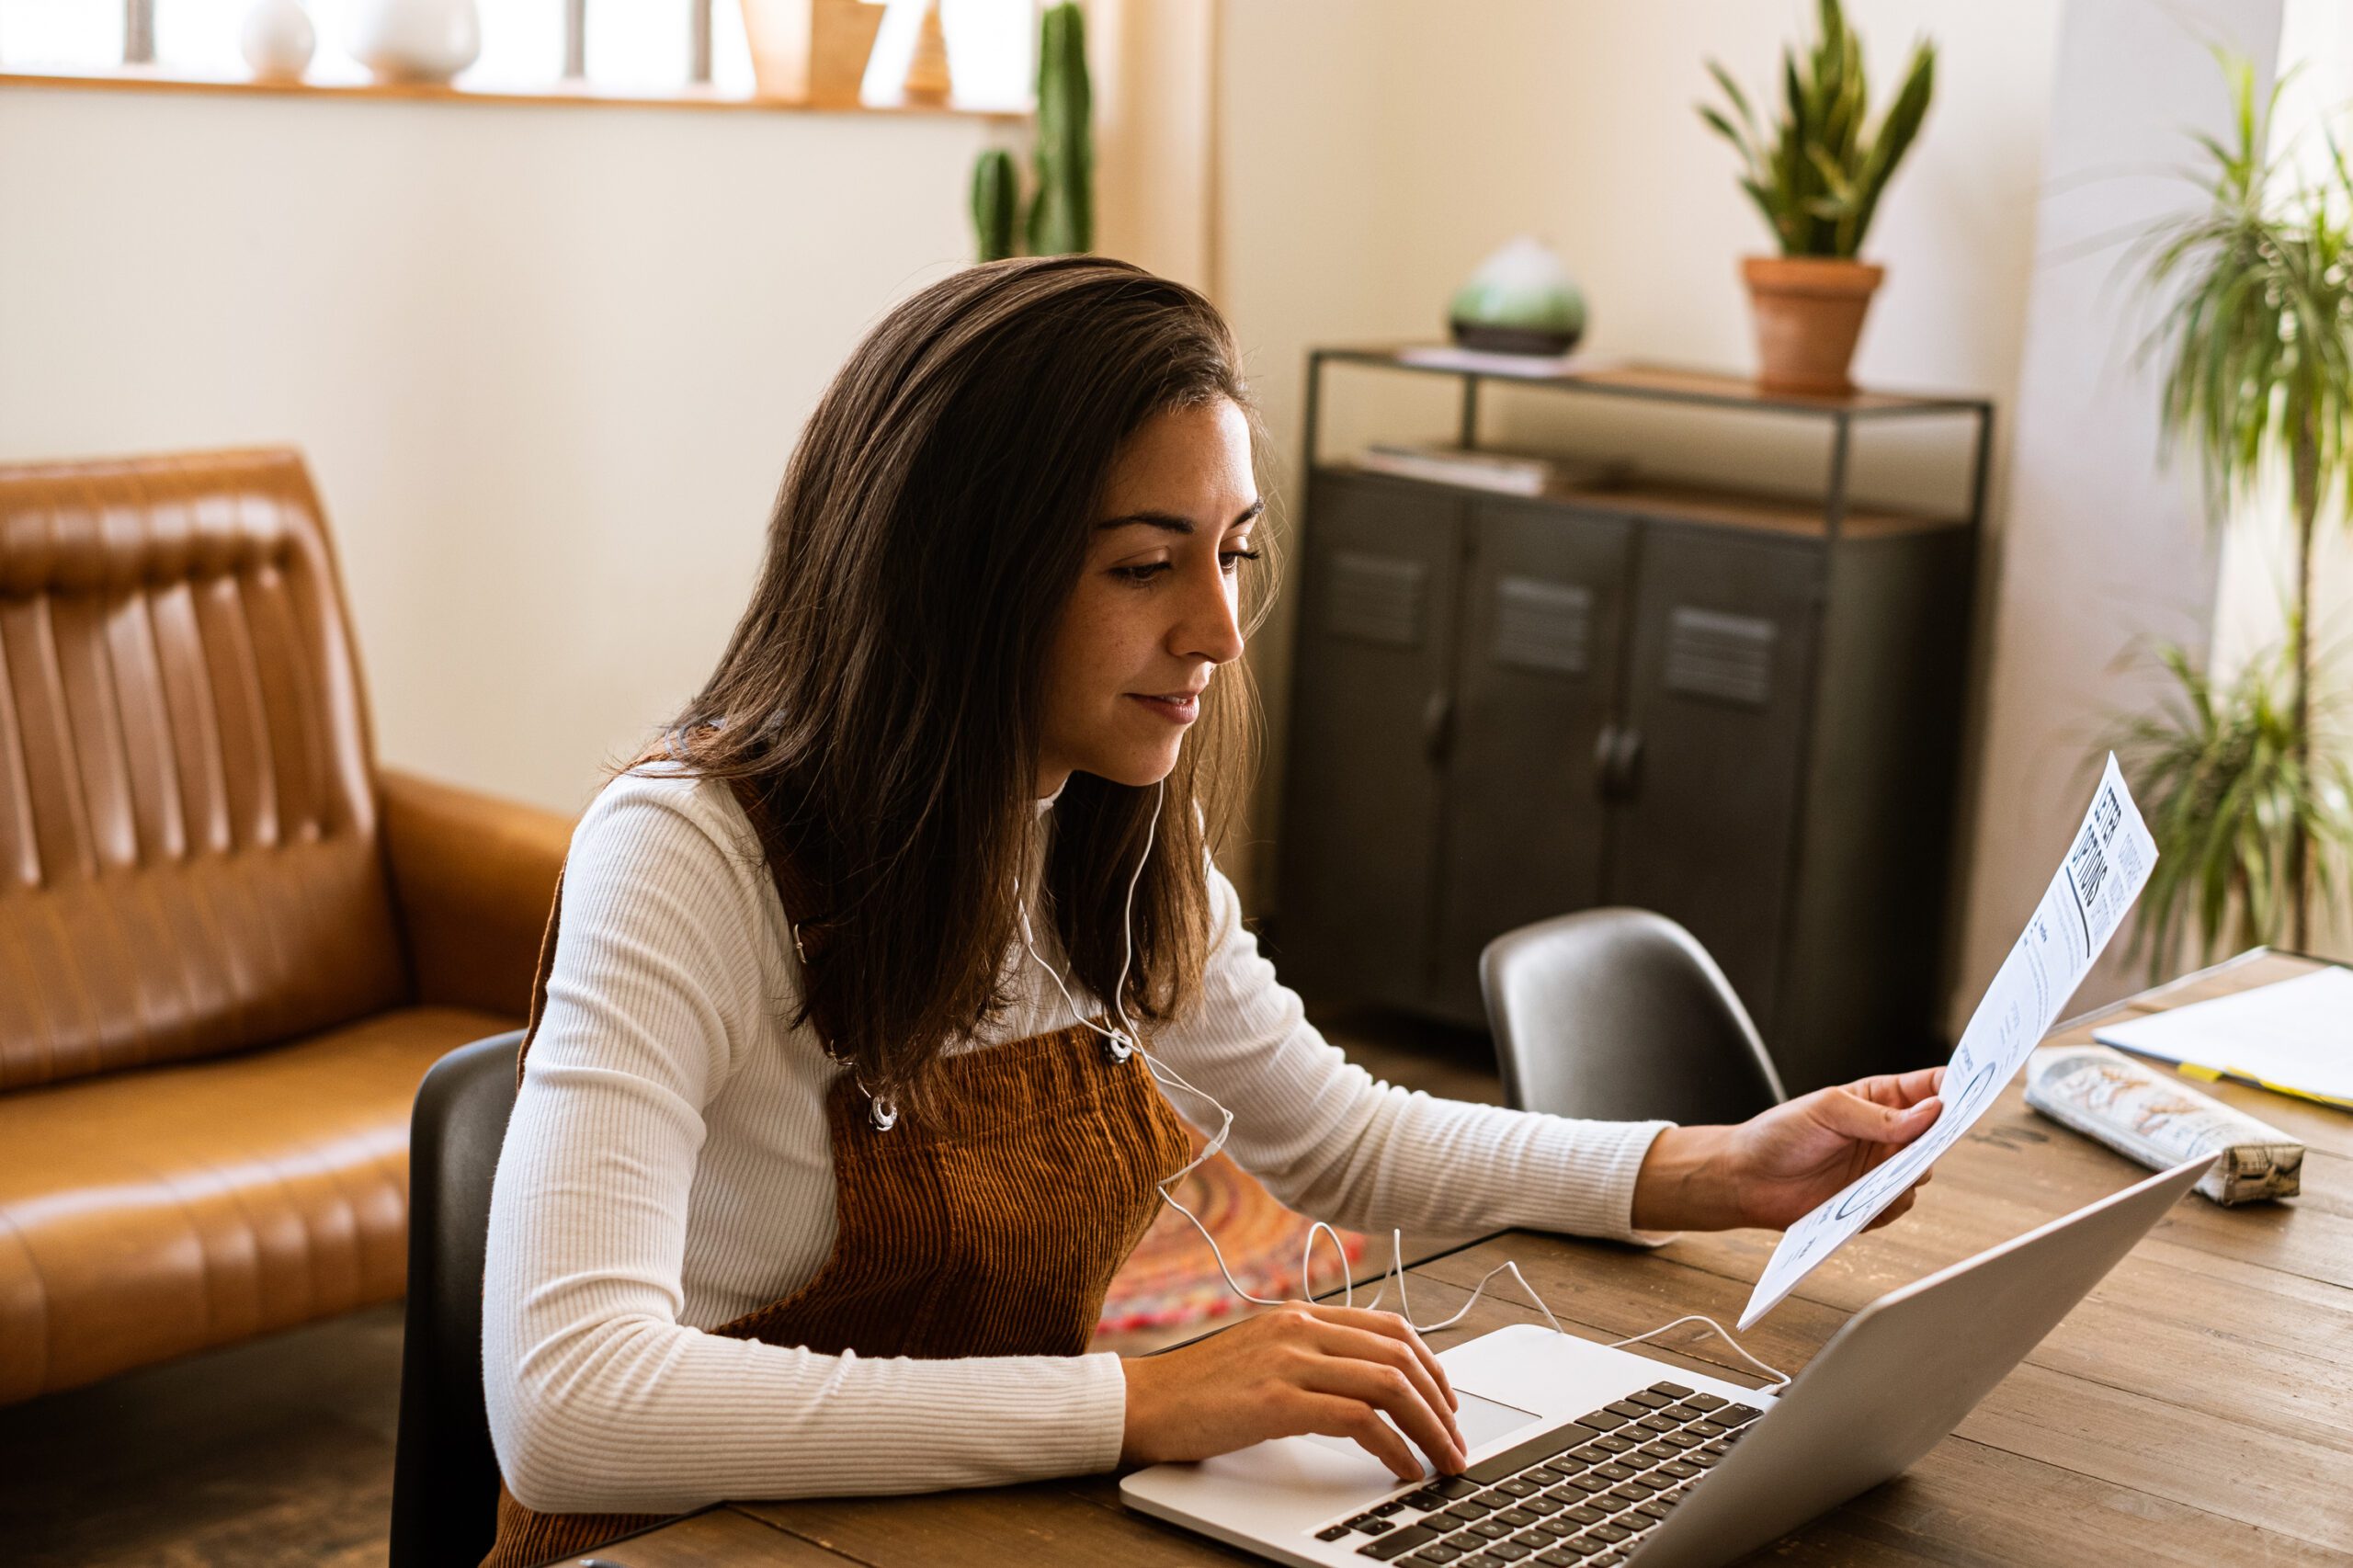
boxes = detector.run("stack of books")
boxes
[1351,442,1623,497]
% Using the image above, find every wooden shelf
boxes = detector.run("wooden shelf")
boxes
[1317,345,1991,419]
[1316,460,1967,541]
[0,65,1024,119]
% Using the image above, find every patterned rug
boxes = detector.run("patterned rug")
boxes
[1098,1126,1365,1334]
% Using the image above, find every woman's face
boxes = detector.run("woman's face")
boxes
[1038,397,1259,797]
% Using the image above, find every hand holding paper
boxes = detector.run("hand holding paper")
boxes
[1712,1063,1949,1232]
[1736,754,2158,1330]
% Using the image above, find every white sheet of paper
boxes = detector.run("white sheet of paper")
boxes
[1737,753,2158,1330]
[2095,966,2353,1104]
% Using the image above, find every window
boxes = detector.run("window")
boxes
[0,0,1033,109]
[1,0,123,69]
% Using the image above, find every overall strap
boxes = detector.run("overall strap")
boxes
[719,775,844,975]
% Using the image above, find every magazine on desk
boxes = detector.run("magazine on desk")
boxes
[2024,1042,2302,1203]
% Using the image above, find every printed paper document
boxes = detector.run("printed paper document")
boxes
[1738,753,2158,1330]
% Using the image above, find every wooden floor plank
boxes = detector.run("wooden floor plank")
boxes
[0,1301,405,1568]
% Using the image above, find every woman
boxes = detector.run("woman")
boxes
[478,255,1942,1566]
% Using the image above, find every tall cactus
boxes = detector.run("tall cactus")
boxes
[971,148,1018,262]
[1025,2,1092,256]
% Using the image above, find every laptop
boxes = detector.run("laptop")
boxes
[1121,1153,2215,1568]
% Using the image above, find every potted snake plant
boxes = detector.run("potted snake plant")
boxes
[1699,0,1936,393]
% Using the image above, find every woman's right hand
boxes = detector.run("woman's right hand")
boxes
[1117,1301,1466,1482]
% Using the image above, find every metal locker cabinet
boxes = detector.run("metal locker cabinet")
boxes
[1426,495,1634,1022]
[1776,526,1978,1091]
[1604,524,1822,1038]
[1275,472,1467,1012]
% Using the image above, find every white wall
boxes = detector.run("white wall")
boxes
[1202,1,1392,899]
[0,85,1003,815]
[1214,0,2326,1028]
[0,0,1217,821]
[1216,0,2061,1014]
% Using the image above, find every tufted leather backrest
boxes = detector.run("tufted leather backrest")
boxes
[0,449,409,1091]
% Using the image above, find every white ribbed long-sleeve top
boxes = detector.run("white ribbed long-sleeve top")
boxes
[481,768,1679,1515]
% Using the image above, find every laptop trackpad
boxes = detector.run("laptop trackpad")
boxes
[1302,1388,1543,1471]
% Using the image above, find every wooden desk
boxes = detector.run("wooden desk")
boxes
[610,950,2353,1566]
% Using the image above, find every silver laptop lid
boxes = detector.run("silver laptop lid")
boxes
[1620,1153,2217,1567]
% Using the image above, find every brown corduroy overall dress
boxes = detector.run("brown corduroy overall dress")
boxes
[479,778,1194,1568]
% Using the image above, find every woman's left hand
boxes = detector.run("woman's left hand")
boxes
[1631,1065,1947,1233]
[1720,1064,1946,1231]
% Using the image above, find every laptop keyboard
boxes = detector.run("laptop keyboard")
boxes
[1309,1380,1764,1566]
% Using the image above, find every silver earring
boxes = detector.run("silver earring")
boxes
[1102,1031,1134,1065]
[869,1095,899,1131]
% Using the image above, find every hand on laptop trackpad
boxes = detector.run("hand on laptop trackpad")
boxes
[1302,1388,1542,1473]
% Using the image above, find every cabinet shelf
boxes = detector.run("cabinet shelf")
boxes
[1313,461,1968,541]
[1314,346,1994,419]
[1304,346,1995,547]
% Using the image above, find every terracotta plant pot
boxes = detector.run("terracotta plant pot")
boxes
[1741,255,1884,394]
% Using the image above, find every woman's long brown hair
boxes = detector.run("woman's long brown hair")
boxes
[659,256,1274,1112]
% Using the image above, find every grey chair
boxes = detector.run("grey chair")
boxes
[390,1028,525,1568]
[1480,909,1786,1125]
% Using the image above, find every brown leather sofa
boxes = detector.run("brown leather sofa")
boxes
[0,449,572,1407]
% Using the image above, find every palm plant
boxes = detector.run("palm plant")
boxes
[1697,0,1935,259]
[2111,642,2353,969]
[2121,50,2353,957]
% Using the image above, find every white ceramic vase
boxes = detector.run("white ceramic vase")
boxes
[347,0,481,84]
[239,0,316,81]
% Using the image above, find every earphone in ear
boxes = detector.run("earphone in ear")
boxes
[1016,777,1162,1067]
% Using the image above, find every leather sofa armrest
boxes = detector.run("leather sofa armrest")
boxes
[379,767,574,1019]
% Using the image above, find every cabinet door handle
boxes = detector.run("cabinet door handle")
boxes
[1421,689,1455,766]
[1595,724,1643,801]
[1614,728,1643,798]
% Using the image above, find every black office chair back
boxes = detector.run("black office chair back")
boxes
[1480,909,1786,1125]
[391,1029,525,1568]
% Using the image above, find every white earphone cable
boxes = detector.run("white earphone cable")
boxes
[1015,778,1790,1392]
